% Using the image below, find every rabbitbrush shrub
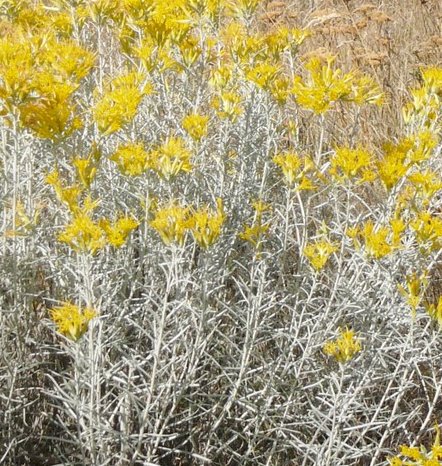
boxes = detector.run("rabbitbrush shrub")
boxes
[0,0,441,465]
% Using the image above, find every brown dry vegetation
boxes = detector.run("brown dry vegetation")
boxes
[260,0,441,144]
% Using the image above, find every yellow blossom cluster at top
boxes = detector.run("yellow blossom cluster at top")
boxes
[303,238,338,271]
[110,137,192,179]
[50,302,97,341]
[323,327,362,364]
[0,31,94,139]
[346,218,405,260]
[291,56,383,114]
[93,72,152,135]
[150,198,226,248]
[0,0,387,145]
[46,167,139,254]
[402,66,442,129]
[238,199,271,251]
[273,151,318,190]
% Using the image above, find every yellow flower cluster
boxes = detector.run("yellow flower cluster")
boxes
[150,198,225,248]
[402,67,442,128]
[323,327,362,364]
[273,151,317,190]
[110,142,150,176]
[110,137,192,179]
[389,424,442,466]
[149,137,192,179]
[93,72,152,135]
[239,199,271,250]
[149,200,190,246]
[211,91,243,122]
[58,209,139,254]
[377,131,438,191]
[398,271,442,328]
[46,167,138,253]
[347,218,405,260]
[46,170,84,214]
[50,302,97,341]
[410,211,442,253]
[187,199,226,248]
[0,32,94,139]
[303,238,337,271]
[58,210,107,255]
[398,273,428,315]
[103,216,140,247]
[329,145,375,183]
[292,56,383,114]
[182,113,209,141]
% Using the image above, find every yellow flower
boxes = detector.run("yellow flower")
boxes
[211,91,243,121]
[58,213,106,254]
[263,27,290,61]
[323,327,361,363]
[110,142,150,176]
[377,155,408,191]
[39,39,96,82]
[421,66,442,92]
[410,211,442,252]
[377,132,438,191]
[273,152,302,186]
[351,75,384,106]
[303,238,337,271]
[388,457,403,466]
[99,215,139,247]
[329,145,373,182]
[390,217,406,248]
[73,146,101,189]
[239,199,271,249]
[0,36,35,110]
[361,221,393,259]
[19,93,82,141]
[389,424,442,465]
[149,137,192,179]
[291,56,354,114]
[239,223,269,248]
[424,297,442,329]
[399,446,422,461]
[268,76,290,105]
[93,71,151,135]
[178,35,202,68]
[187,198,226,248]
[289,28,312,48]
[273,152,317,189]
[398,272,428,314]
[408,170,442,203]
[209,64,234,89]
[46,169,83,213]
[182,113,209,141]
[150,200,190,246]
[291,56,382,114]
[50,302,96,341]
[245,62,280,90]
